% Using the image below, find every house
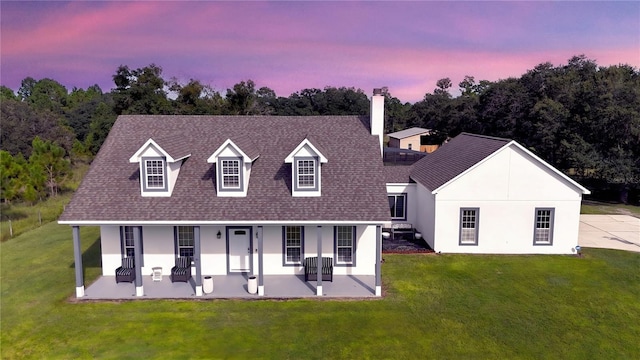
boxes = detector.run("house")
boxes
[385,133,591,254]
[59,90,390,299]
[387,127,432,152]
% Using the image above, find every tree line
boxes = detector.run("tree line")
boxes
[1,55,639,204]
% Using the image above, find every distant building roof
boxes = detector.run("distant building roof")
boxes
[387,127,431,139]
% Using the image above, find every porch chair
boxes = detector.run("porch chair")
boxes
[304,256,333,282]
[170,256,192,283]
[115,257,135,283]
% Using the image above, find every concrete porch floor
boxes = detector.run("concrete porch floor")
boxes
[80,274,377,300]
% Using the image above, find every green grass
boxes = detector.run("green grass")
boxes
[2,223,640,359]
[581,200,640,217]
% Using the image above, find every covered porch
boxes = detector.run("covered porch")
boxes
[80,274,378,300]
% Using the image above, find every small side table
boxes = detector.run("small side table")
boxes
[152,267,162,282]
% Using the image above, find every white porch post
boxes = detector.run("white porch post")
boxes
[194,226,203,296]
[257,226,264,296]
[316,225,323,296]
[72,226,84,298]
[375,225,382,297]
[133,226,144,296]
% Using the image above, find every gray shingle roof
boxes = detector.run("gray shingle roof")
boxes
[410,133,510,191]
[387,127,431,139]
[382,165,414,184]
[60,115,390,223]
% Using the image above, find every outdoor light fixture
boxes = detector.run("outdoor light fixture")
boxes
[216,230,221,239]
[575,245,582,257]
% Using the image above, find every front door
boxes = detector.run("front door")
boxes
[228,227,252,273]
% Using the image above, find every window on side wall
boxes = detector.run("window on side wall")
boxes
[533,208,554,245]
[175,226,195,258]
[388,194,407,220]
[283,226,304,265]
[120,226,144,266]
[459,208,479,245]
[335,226,356,266]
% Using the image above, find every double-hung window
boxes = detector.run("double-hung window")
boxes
[120,226,143,265]
[533,208,554,245]
[144,159,165,190]
[283,226,304,265]
[388,194,407,220]
[221,159,241,189]
[459,208,479,245]
[296,159,316,189]
[335,226,356,266]
[176,226,195,258]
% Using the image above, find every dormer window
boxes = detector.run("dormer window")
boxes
[221,158,242,190]
[144,158,166,190]
[130,137,191,197]
[296,159,317,190]
[285,137,327,197]
[208,137,259,197]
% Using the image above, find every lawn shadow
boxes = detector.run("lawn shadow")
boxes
[69,234,102,271]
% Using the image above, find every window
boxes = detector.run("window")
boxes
[296,159,316,189]
[534,208,554,245]
[175,226,195,258]
[283,226,304,265]
[388,194,407,220]
[221,159,241,189]
[335,226,356,266]
[144,158,165,190]
[120,226,143,265]
[459,208,479,245]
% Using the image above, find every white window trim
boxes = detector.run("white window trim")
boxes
[221,158,241,190]
[388,193,407,221]
[296,159,317,189]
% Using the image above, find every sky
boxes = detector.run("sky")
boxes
[1,1,639,103]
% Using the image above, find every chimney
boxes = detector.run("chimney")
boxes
[371,88,385,155]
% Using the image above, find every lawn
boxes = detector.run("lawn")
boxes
[581,200,640,217]
[2,223,639,359]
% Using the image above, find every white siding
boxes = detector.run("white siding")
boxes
[431,145,584,254]
[100,224,378,278]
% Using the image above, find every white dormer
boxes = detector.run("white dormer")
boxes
[129,138,191,197]
[207,138,259,197]
[284,138,328,197]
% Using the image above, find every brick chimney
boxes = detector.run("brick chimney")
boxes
[371,88,385,155]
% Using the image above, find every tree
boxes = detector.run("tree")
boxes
[28,137,71,197]
[112,64,171,115]
[0,150,25,203]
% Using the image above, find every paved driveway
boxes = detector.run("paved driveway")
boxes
[579,215,640,253]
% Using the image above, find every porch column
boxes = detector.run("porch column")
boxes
[257,226,264,296]
[72,226,84,298]
[194,226,202,296]
[375,225,382,297]
[133,226,143,296]
[316,225,322,296]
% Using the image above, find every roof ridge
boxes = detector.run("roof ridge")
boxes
[458,132,512,142]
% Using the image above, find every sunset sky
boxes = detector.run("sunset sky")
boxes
[1,1,638,103]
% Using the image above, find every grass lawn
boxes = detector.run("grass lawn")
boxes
[2,223,640,359]
[581,200,640,217]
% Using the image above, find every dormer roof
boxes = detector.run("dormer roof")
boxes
[129,135,191,163]
[207,136,260,164]
[284,136,328,164]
